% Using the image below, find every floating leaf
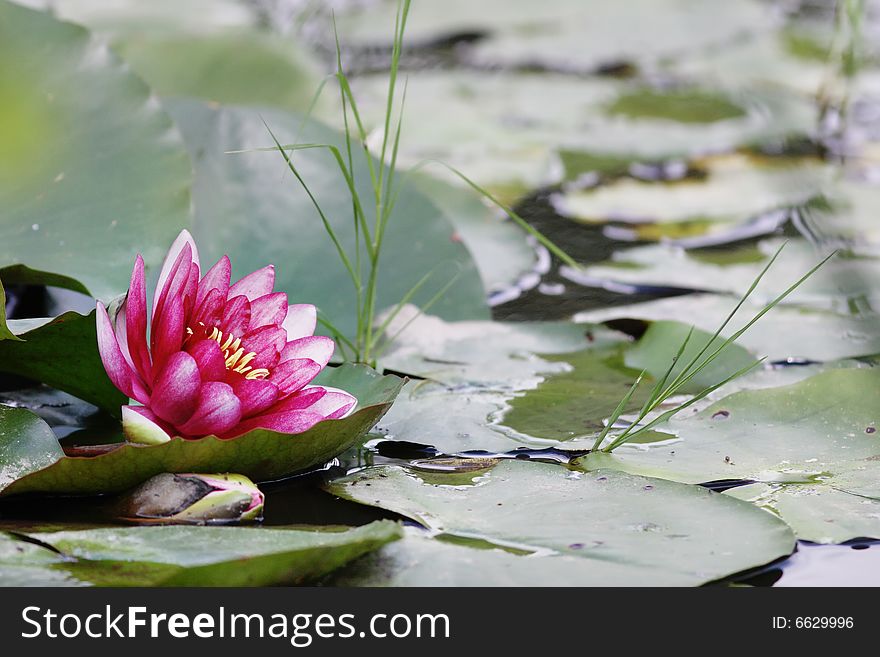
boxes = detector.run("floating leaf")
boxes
[577,368,880,493]
[0,310,127,415]
[576,293,880,362]
[0,1,191,300]
[569,239,873,310]
[0,531,82,587]
[551,154,829,225]
[336,0,775,73]
[325,460,795,585]
[0,405,63,491]
[726,483,880,544]
[1,365,403,496]
[6,521,402,586]
[114,31,324,112]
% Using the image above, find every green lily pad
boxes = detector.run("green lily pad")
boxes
[374,381,528,454]
[0,531,83,587]
[725,483,880,544]
[340,71,814,197]
[164,99,489,340]
[17,0,255,34]
[607,89,747,124]
[324,460,795,585]
[0,280,20,342]
[5,521,402,586]
[576,294,880,362]
[551,154,829,225]
[0,405,63,491]
[113,31,324,113]
[376,308,602,386]
[577,368,880,491]
[0,364,403,496]
[328,527,721,587]
[409,174,535,296]
[572,239,876,310]
[336,0,774,73]
[500,345,648,443]
[0,264,90,296]
[0,310,127,414]
[625,321,758,392]
[0,1,191,300]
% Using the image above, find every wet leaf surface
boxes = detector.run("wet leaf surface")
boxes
[0,1,191,300]
[324,460,795,585]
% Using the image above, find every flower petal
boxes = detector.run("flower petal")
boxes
[248,292,288,330]
[241,325,287,369]
[281,304,317,340]
[96,302,134,399]
[178,381,242,437]
[230,378,280,417]
[151,243,193,345]
[268,357,321,394]
[192,286,224,329]
[122,406,172,445]
[187,338,227,381]
[228,265,275,301]
[307,386,357,419]
[153,229,200,311]
[150,351,201,426]
[125,254,152,382]
[150,293,186,374]
[219,295,251,338]
[280,335,335,368]
[196,255,231,308]
[265,386,326,412]
[221,409,325,438]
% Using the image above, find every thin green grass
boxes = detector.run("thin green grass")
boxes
[593,244,836,452]
[258,0,576,366]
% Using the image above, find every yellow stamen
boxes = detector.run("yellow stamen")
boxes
[188,325,267,379]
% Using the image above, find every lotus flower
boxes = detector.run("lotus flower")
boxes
[97,230,356,444]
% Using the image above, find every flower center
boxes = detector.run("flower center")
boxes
[187,324,270,380]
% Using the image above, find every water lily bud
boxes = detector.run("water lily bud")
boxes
[118,473,264,524]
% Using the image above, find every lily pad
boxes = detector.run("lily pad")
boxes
[607,89,747,124]
[0,1,192,300]
[0,365,403,496]
[341,71,814,197]
[324,460,795,585]
[328,527,718,587]
[0,531,83,586]
[577,368,880,492]
[0,280,19,341]
[113,31,324,113]
[0,405,63,491]
[336,0,775,73]
[409,174,536,296]
[0,310,127,414]
[14,0,255,34]
[5,521,402,586]
[725,483,880,544]
[376,307,603,386]
[164,99,489,340]
[551,154,829,225]
[570,239,877,310]
[575,294,880,362]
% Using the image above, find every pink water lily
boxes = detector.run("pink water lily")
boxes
[97,230,356,444]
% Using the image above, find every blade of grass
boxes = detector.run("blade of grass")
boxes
[591,371,646,452]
